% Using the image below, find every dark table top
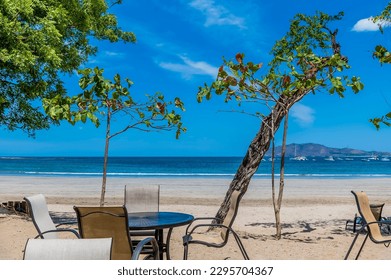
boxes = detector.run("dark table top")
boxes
[128,211,194,230]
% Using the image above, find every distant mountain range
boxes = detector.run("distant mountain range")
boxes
[266,143,391,157]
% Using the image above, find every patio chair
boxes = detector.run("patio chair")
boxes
[182,189,250,260]
[125,185,162,254]
[344,191,391,260]
[24,194,79,239]
[345,203,385,233]
[23,238,112,260]
[74,205,159,260]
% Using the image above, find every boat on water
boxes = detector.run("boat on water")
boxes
[290,145,307,161]
[324,156,335,161]
[290,156,308,161]
[368,155,379,161]
[381,157,390,162]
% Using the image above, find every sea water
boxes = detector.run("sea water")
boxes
[0,156,391,179]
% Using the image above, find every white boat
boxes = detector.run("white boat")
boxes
[381,157,390,162]
[368,155,379,161]
[290,145,307,161]
[324,156,335,161]
[290,156,308,161]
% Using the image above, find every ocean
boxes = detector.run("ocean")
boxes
[0,156,391,179]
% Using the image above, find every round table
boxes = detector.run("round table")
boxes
[128,211,194,259]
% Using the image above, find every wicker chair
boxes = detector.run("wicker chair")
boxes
[182,190,249,260]
[24,194,79,239]
[74,206,159,260]
[345,191,391,260]
[23,238,112,260]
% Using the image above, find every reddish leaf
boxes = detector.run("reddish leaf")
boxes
[282,75,291,87]
[156,102,165,114]
[235,53,243,64]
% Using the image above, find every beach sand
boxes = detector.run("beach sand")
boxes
[1,176,391,260]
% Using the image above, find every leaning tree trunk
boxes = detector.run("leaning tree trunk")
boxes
[214,91,307,222]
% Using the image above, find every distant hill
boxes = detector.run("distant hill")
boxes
[266,143,391,157]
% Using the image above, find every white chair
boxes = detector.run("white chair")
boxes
[23,238,112,260]
[24,194,79,239]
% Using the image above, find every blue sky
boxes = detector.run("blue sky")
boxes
[1,0,391,156]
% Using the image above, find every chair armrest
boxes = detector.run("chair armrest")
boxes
[186,223,228,236]
[36,228,80,239]
[183,223,243,246]
[185,217,223,234]
[55,220,78,227]
[367,220,391,226]
[131,237,159,260]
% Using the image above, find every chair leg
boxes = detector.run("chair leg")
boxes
[344,231,360,260]
[232,231,250,260]
[165,228,173,260]
[354,233,369,260]
[183,243,189,260]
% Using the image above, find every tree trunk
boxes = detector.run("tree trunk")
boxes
[100,108,111,206]
[274,113,288,239]
[214,91,307,222]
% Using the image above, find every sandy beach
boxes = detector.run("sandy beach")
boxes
[1,176,391,260]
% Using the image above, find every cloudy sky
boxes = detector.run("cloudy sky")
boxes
[1,0,391,156]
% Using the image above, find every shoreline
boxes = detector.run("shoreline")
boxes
[1,175,391,198]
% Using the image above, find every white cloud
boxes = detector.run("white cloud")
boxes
[189,0,245,28]
[158,55,218,80]
[352,17,391,32]
[104,51,125,57]
[291,104,315,127]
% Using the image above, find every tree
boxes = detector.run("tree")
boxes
[197,12,364,228]
[0,0,135,136]
[370,1,391,128]
[44,67,185,206]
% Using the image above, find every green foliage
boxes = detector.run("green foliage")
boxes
[370,115,391,130]
[370,2,391,128]
[43,67,186,139]
[373,45,391,64]
[0,0,135,136]
[197,12,363,114]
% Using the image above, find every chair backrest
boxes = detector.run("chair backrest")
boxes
[220,190,243,241]
[24,194,57,239]
[370,203,385,221]
[351,191,383,241]
[23,238,112,260]
[74,206,132,260]
[124,185,160,213]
